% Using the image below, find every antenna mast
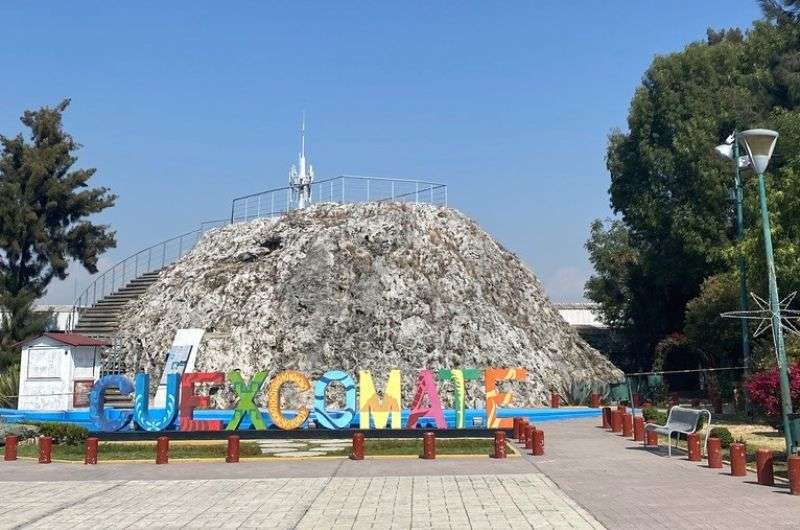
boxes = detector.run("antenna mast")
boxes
[289,112,314,209]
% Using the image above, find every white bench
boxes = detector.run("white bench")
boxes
[644,406,711,456]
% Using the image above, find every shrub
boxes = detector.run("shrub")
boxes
[744,363,800,429]
[642,408,667,425]
[709,427,733,448]
[564,380,592,405]
[34,422,88,445]
[0,422,38,441]
[0,366,20,409]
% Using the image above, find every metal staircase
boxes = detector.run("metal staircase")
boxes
[71,269,165,340]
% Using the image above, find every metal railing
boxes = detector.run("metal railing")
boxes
[68,175,448,331]
[66,219,227,331]
[230,175,447,223]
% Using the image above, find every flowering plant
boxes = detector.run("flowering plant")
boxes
[744,363,800,429]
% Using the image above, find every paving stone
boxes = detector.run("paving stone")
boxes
[272,450,327,457]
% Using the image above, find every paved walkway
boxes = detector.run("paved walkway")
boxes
[526,419,800,529]
[3,419,800,528]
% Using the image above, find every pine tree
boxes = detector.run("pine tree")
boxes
[761,0,800,23]
[0,99,116,363]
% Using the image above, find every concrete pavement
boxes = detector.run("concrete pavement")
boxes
[3,418,800,528]
[525,418,800,528]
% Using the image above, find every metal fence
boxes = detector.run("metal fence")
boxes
[68,175,448,330]
[230,175,447,223]
[66,219,227,331]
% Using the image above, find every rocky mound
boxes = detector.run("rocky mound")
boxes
[116,202,622,407]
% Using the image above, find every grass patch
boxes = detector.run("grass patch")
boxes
[15,437,502,461]
[321,438,498,457]
[16,441,262,462]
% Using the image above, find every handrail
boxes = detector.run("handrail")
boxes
[68,174,448,333]
[230,175,447,223]
[66,219,227,331]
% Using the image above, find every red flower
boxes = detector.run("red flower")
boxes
[745,363,800,427]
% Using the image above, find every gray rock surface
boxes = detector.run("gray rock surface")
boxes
[116,202,622,408]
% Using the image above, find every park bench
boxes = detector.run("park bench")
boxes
[644,406,711,456]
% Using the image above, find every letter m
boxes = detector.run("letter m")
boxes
[359,370,402,429]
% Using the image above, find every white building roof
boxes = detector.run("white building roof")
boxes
[554,302,607,329]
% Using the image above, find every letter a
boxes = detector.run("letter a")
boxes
[406,370,447,429]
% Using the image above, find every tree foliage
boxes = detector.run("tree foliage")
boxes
[586,11,800,372]
[0,100,116,365]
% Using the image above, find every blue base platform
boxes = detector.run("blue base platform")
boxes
[0,407,599,432]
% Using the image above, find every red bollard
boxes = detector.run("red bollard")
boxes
[350,432,365,460]
[687,433,701,462]
[518,420,528,444]
[633,416,644,442]
[611,410,623,433]
[493,431,506,459]
[621,413,633,437]
[421,432,436,459]
[590,393,601,408]
[525,425,535,451]
[38,436,52,464]
[84,437,98,465]
[155,436,169,465]
[3,435,18,461]
[512,418,521,440]
[632,393,641,408]
[756,448,774,486]
[602,407,611,429]
[789,455,800,495]
[707,438,722,468]
[531,429,544,456]
[226,434,240,463]
[645,429,658,448]
[729,442,746,476]
[550,393,560,408]
[616,404,626,412]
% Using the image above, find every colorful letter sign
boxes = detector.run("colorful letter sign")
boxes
[89,375,134,432]
[226,371,267,431]
[179,372,225,431]
[406,370,446,428]
[267,370,311,430]
[358,370,402,429]
[484,368,528,428]
[85,366,530,432]
[313,370,357,429]
[438,368,481,428]
[134,373,179,432]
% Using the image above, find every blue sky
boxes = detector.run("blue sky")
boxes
[0,1,764,305]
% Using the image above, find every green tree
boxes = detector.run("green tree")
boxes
[760,0,800,22]
[586,14,800,372]
[683,273,743,369]
[0,100,116,364]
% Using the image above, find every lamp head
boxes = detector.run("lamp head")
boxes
[737,129,779,174]
[715,144,733,160]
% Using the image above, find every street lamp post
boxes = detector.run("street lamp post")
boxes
[737,129,795,456]
[715,134,752,411]
[732,139,752,387]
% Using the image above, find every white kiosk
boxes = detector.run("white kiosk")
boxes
[16,333,107,410]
